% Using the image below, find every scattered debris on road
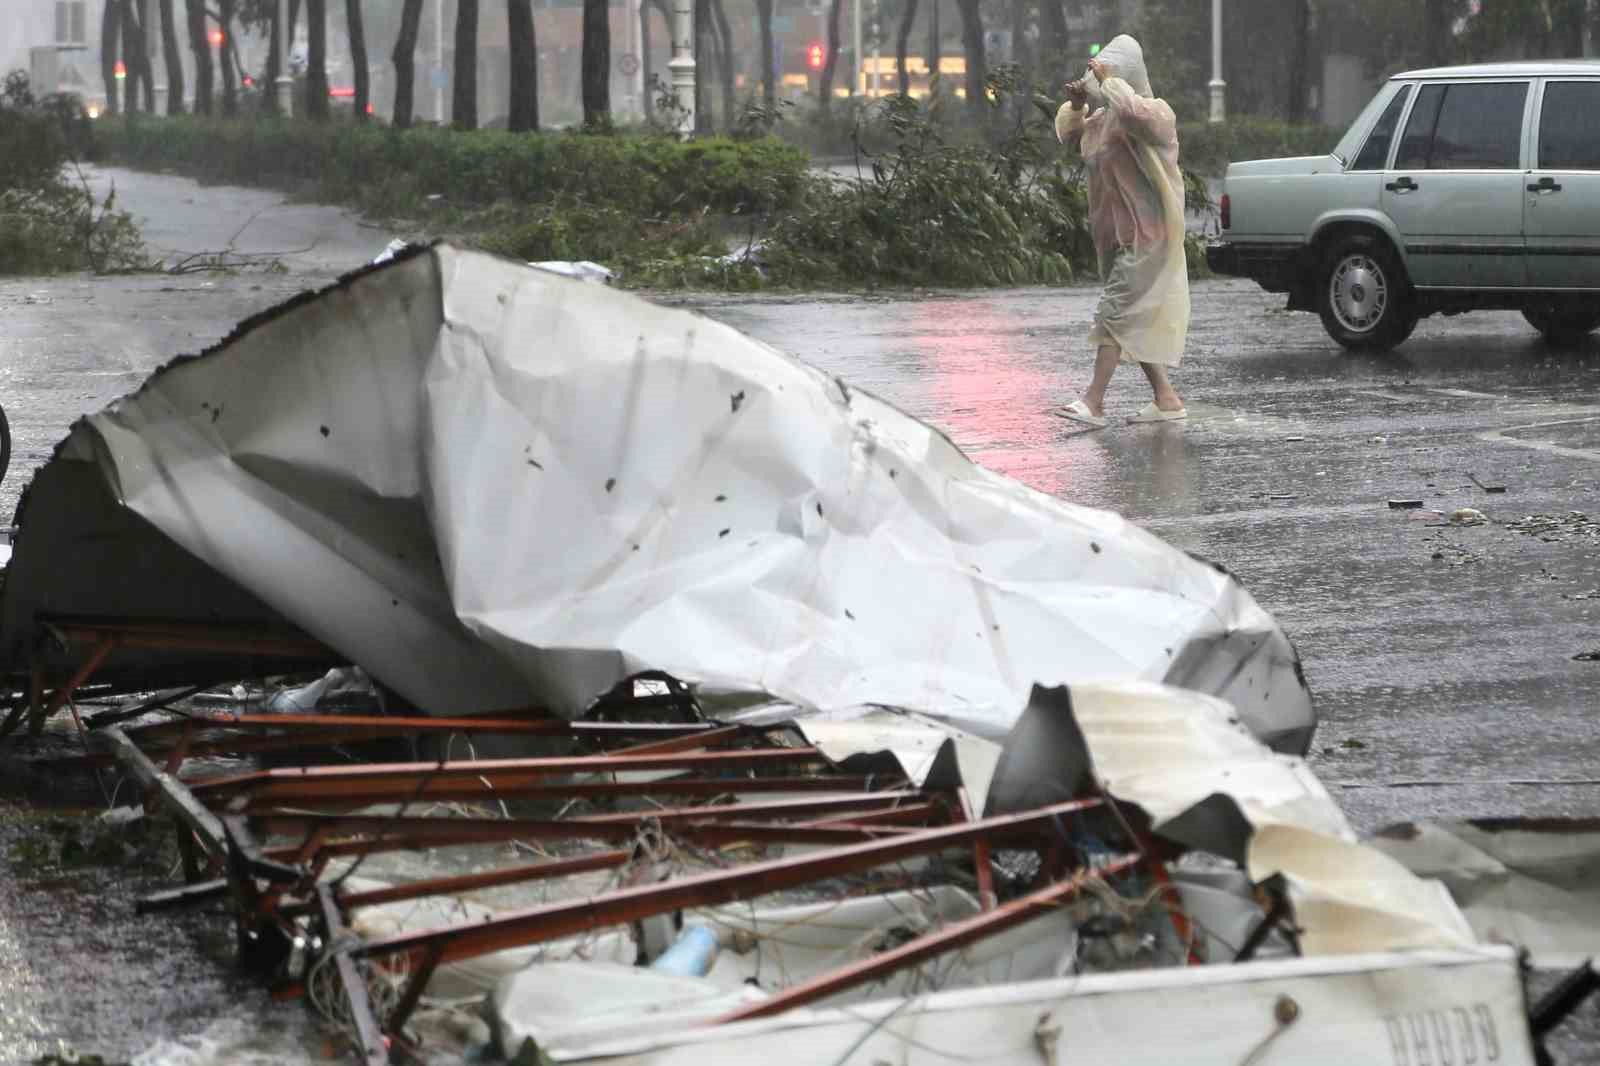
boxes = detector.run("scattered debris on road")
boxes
[1468,473,1508,495]
[1507,512,1600,542]
[1451,507,1488,526]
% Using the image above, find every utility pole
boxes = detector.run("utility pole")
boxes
[669,0,695,136]
[1208,0,1226,124]
[276,0,293,115]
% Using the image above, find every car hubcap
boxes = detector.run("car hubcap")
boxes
[1330,255,1388,334]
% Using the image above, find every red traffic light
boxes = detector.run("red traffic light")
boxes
[209,29,225,46]
[113,60,127,80]
[807,42,824,70]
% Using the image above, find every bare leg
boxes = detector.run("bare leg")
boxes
[1139,362,1184,411]
[1081,344,1122,417]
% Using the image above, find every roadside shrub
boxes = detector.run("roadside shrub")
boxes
[98,116,812,220]
[1180,117,1341,176]
[758,72,1094,287]
[0,72,147,276]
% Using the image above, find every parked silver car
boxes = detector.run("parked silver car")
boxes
[1208,62,1600,350]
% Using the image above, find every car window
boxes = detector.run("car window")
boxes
[1333,82,1405,165]
[1538,81,1600,169]
[1351,84,1412,170]
[1395,82,1527,170]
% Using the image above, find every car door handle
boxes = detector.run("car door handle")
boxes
[1385,176,1419,193]
[1527,176,1563,193]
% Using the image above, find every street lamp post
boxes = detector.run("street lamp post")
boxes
[668,0,695,137]
[276,0,293,115]
[1208,0,1226,124]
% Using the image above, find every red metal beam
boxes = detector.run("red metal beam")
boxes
[278,849,633,918]
[227,774,899,812]
[714,853,1143,1023]
[187,747,832,797]
[608,724,754,756]
[53,621,335,660]
[126,713,729,742]
[254,812,913,863]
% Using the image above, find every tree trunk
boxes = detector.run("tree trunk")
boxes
[1286,0,1311,123]
[1010,0,1027,121]
[306,0,329,120]
[454,0,479,128]
[507,0,539,130]
[393,0,424,127]
[158,0,183,113]
[348,0,370,120]
[265,0,281,112]
[1422,0,1451,67]
[102,0,122,116]
[1041,0,1069,72]
[819,0,843,112]
[895,0,917,95]
[695,0,712,131]
[641,0,656,119]
[136,0,156,111]
[119,0,141,112]
[1555,0,1587,56]
[186,0,212,115]
[954,0,984,116]
[755,0,775,106]
[712,0,735,125]
[582,0,611,126]
[927,0,940,93]
[218,0,237,116]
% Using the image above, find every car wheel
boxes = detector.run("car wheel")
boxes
[1521,308,1600,347]
[1317,234,1417,351]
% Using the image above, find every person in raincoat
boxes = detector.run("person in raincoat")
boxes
[1054,35,1190,427]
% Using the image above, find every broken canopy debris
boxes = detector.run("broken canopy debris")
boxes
[0,243,1312,754]
[4,244,1561,1065]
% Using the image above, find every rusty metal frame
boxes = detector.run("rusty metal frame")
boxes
[351,796,1103,1033]
[70,704,1166,1058]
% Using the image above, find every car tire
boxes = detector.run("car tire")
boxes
[1521,308,1600,347]
[1316,234,1418,351]
[0,401,9,489]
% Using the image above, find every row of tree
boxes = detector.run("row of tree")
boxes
[1139,0,1600,124]
[100,0,1600,133]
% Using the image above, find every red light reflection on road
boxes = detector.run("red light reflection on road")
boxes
[907,298,1112,501]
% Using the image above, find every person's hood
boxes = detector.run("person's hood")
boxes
[1095,34,1153,97]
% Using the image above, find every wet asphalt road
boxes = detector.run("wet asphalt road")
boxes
[3,167,1597,834]
[0,168,1598,1061]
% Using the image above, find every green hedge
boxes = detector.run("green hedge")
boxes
[1179,117,1342,176]
[97,116,813,219]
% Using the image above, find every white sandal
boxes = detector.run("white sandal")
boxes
[1055,399,1108,429]
[1127,402,1187,424]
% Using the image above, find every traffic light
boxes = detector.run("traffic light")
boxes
[807,42,825,70]
[209,29,225,47]
[113,60,126,81]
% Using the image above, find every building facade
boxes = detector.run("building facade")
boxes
[1,1,105,105]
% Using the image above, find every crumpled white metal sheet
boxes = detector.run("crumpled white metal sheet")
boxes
[546,947,1535,1065]
[1369,818,1600,968]
[51,244,1312,747]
